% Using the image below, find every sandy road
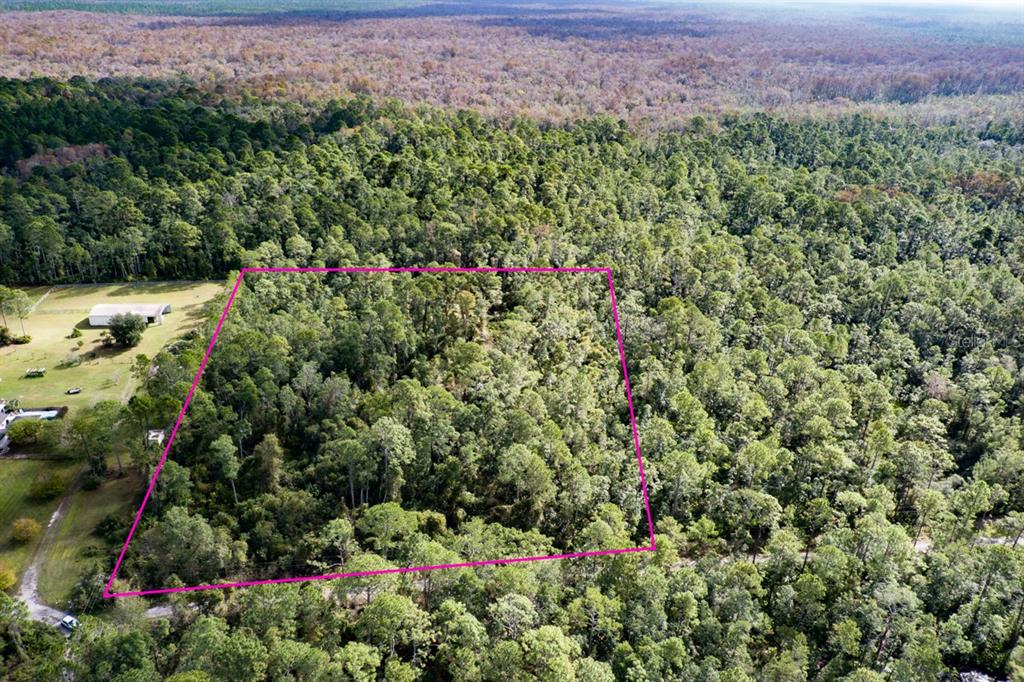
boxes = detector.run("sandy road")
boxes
[18,482,76,627]
[19,468,172,626]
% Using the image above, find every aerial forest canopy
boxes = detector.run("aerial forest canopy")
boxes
[0,77,1023,680]
[124,269,647,588]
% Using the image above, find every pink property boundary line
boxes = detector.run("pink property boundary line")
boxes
[104,266,657,599]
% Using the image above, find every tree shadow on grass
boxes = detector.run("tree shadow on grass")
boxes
[77,342,136,361]
[107,282,215,297]
[181,305,211,323]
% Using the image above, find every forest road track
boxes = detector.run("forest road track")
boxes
[19,473,78,627]
[20,468,174,625]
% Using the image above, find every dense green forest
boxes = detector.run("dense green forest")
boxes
[121,269,649,589]
[1,77,1023,680]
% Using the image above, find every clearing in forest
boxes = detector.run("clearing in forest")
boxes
[0,281,224,413]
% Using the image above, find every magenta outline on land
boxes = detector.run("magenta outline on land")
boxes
[104,266,657,599]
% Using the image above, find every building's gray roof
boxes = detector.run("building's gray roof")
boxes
[89,303,170,318]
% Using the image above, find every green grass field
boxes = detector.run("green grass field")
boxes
[0,459,81,581]
[1,281,223,416]
[37,468,142,607]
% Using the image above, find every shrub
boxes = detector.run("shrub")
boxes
[96,513,122,543]
[59,352,82,368]
[0,562,15,591]
[82,472,103,490]
[0,326,30,347]
[29,472,65,501]
[7,419,43,445]
[68,327,83,338]
[12,517,42,543]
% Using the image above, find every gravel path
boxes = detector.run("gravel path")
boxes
[19,470,174,625]
[19,488,75,626]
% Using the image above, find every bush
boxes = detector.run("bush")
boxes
[28,472,65,501]
[82,472,103,490]
[0,326,30,347]
[95,514,119,543]
[0,562,15,591]
[59,352,82,368]
[11,517,42,543]
[7,419,43,445]
[68,327,83,339]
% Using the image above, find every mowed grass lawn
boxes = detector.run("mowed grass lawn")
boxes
[0,281,224,414]
[38,468,142,607]
[0,459,81,581]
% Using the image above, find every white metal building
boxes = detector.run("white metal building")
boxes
[88,303,172,327]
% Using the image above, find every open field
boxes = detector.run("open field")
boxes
[37,467,142,607]
[0,281,223,416]
[0,458,81,581]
